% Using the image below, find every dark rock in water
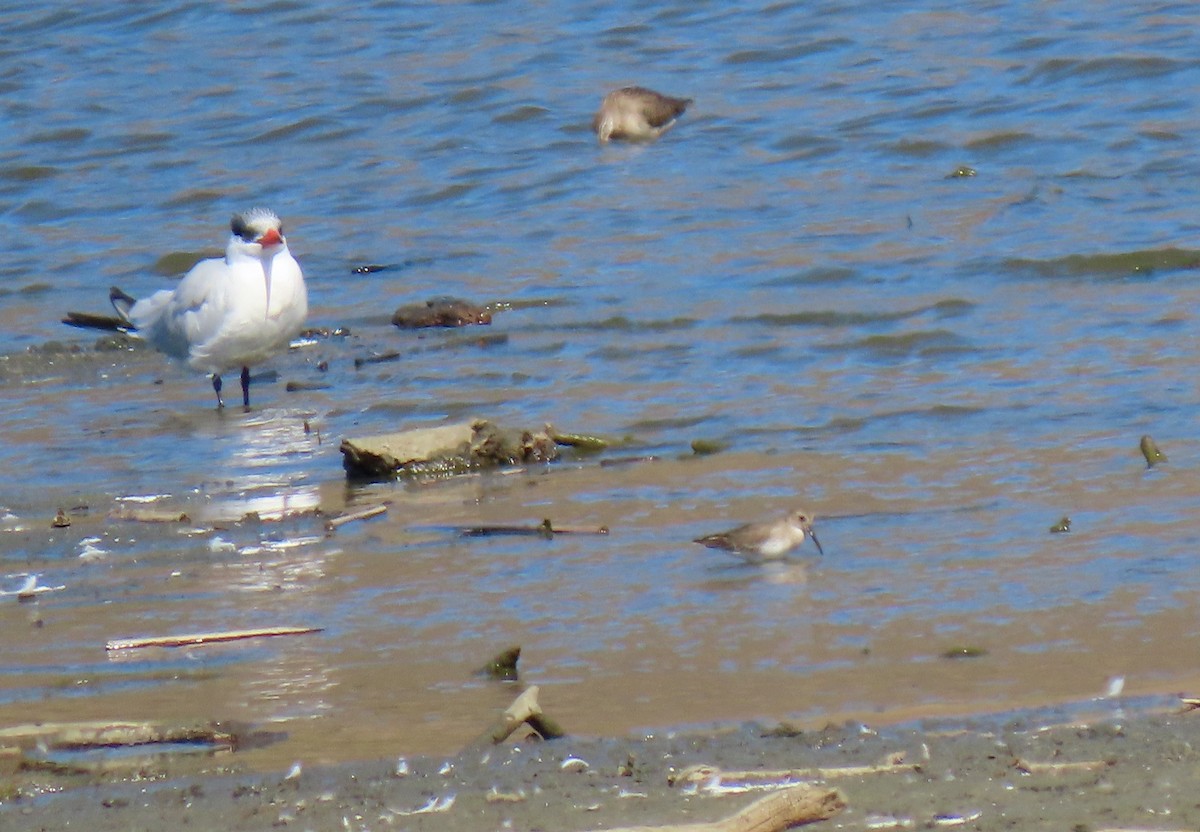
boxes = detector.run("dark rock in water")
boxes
[391,297,492,328]
[340,419,557,479]
[1140,434,1167,468]
[477,645,521,681]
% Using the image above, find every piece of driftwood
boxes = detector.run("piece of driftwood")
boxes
[61,310,127,331]
[354,350,402,368]
[458,518,610,538]
[669,753,915,791]
[106,625,322,651]
[108,507,192,523]
[286,381,333,392]
[1010,756,1112,775]
[324,503,388,532]
[341,419,558,479]
[593,783,846,832]
[0,720,237,752]
[462,685,565,754]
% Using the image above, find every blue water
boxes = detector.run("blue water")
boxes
[2,1,1200,766]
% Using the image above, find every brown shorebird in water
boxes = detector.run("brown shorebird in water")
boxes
[592,86,692,143]
[694,509,824,563]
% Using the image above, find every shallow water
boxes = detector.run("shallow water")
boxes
[4,1,1200,769]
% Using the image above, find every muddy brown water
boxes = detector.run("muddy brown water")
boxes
[5,0,1200,780]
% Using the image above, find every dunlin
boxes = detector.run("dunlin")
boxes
[592,86,692,143]
[694,509,824,563]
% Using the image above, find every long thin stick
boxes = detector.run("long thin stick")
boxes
[106,626,322,651]
[325,503,388,531]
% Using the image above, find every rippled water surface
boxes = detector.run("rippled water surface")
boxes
[4,1,1200,768]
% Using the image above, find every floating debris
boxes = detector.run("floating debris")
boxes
[947,165,977,178]
[1049,516,1071,534]
[61,310,127,331]
[457,519,608,538]
[285,380,332,392]
[391,297,493,328]
[109,507,191,523]
[51,509,70,528]
[106,625,323,651]
[477,645,521,681]
[1140,434,1167,467]
[690,438,727,456]
[324,503,388,532]
[353,350,401,368]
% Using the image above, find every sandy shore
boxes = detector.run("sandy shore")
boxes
[3,694,1200,831]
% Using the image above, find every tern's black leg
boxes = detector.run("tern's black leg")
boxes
[212,373,225,409]
[240,366,251,409]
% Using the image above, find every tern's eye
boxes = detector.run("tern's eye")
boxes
[231,214,253,241]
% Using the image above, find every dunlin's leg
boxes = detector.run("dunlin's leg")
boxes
[212,374,225,409]
[240,366,251,409]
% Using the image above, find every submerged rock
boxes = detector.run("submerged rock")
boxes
[340,419,557,479]
[391,297,492,329]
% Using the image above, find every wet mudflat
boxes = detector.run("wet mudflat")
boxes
[3,698,1199,831]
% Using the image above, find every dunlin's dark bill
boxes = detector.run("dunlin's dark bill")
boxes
[694,509,824,563]
[592,86,692,143]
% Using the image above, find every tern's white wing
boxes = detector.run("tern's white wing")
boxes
[131,256,240,371]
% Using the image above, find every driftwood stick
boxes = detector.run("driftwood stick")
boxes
[463,686,550,754]
[0,720,236,750]
[106,626,322,651]
[670,754,914,789]
[594,783,846,832]
[108,507,192,523]
[324,503,388,531]
[458,519,609,538]
[1011,757,1111,774]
